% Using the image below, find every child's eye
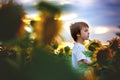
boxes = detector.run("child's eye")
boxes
[85,30,88,32]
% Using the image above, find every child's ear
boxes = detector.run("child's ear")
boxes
[77,34,80,37]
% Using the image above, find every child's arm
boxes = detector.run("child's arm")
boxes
[78,59,92,65]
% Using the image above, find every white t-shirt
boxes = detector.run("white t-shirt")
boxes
[72,42,91,68]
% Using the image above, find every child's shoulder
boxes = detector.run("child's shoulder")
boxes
[74,42,84,47]
[73,43,85,49]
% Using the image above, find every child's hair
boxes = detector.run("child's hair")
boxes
[70,22,89,41]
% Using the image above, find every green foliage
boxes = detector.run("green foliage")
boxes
[83,50,94,57]
[77,62,89,75]
[25,47,79,80]
[0,1,80,80]
[51,43,58,49]
[64,46,70,53]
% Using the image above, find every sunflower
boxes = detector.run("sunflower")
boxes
[86,39,102,52]
[0,1,25,41]
[93,47,115,67]
[109,37,120,51]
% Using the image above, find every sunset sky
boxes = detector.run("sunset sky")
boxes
[14,0,120,44]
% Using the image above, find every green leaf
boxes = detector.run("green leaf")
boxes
[83,50,94,57]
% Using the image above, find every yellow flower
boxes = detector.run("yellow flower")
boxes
[86,39,102,52]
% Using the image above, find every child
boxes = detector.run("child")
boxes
[70,22,92,68]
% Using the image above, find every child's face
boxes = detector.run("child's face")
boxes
[80,27,89,40]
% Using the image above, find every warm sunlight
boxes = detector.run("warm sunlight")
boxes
[58,13,77,21]
[59,0,72,5]
[17,0,33,3]
[24,26,32,33]
[25,14,41,21]
[22,18,31,24]
[93,27,110,34]
[58,42,74,49]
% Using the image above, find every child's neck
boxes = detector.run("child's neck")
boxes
[76,38,84,45]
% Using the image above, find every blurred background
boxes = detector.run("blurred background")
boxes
[12,0,120,46]
[0,0,120,80]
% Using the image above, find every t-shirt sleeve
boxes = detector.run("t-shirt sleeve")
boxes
[75,47,86,62]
